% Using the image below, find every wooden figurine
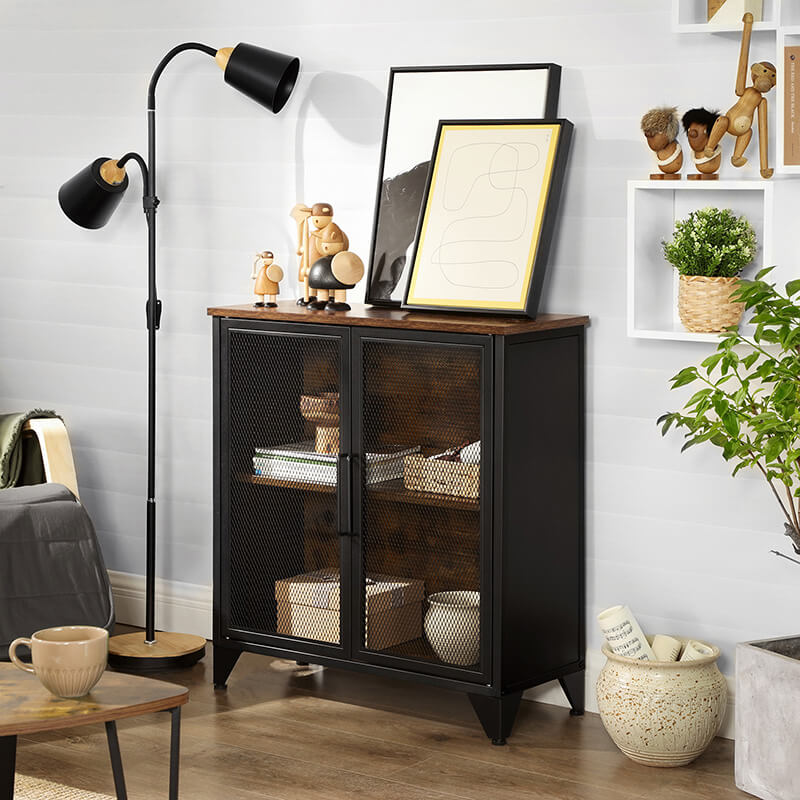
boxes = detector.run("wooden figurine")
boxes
[682,108,722,179]
[290,204,314,305]
[290,202,349,306]
[308,224,365,311]
[251,250,284,307]
[641,107,683,179]
[704,12,775,178]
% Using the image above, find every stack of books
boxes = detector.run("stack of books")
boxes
[253,441,420,486]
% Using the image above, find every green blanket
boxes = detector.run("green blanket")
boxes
[0,410,60,489]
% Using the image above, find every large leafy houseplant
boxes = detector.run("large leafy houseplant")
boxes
[659,269,800,556]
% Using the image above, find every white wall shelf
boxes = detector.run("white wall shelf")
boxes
[627,180,774,342]
[673,1,800,173]
[672,0,780,32]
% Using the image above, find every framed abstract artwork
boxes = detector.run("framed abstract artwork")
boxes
[364,63,561,307]
[402,119,573,318]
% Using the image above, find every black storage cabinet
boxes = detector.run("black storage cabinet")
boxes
[210,303,587,744]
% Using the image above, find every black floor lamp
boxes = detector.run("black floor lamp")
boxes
[58,42,300,670]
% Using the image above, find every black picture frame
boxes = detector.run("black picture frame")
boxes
[401,118,573,319]
[364,63,562,308]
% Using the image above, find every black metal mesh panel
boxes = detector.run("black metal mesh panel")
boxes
[360,339,482,671]
[226,330,342,645]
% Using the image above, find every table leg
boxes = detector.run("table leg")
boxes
[169,707,181,800]
[104,721,128,800]
[0,735,16,800]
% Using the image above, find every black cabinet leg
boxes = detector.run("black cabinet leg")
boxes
[169,707,181,800]
[468,692,523,745]
[1,735,16,800]
[213,646,241,689]
[558,670,585,716]
[105,721,128,800]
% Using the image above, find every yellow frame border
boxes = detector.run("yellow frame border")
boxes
[406,123,561,310]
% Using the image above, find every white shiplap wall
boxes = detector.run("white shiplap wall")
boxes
[2,0,799,681]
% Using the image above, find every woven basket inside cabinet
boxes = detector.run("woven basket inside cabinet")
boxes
[678,275,744,333]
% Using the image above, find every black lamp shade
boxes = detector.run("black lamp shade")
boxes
[58,158,129,229]
[224,43,300,113]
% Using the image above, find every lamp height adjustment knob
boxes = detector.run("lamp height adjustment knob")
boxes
[146,299,163,330]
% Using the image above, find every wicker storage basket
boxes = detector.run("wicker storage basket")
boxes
[403,454,479,499]
[678,275,744,333]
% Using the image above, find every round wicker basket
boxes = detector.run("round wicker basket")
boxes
[678,275,744,333]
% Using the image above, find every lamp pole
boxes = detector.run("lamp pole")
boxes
[59,41,300,669]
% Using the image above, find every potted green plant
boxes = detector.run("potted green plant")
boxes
[659,268,800,799]
[662,206,757,333]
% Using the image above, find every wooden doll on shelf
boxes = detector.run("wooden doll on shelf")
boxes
[703,12,775,179]
[308,224,364,311]
[641,107,683,180]
[682,108,722,179]
[290,202,349,305]
[251,251,284,307]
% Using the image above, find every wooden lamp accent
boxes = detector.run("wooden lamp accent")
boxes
[99,159,127,186]
[58,40,300,671]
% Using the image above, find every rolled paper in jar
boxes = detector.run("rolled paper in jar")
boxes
[597,605,655,661]
[680,639,714,662]
[651,634,682,662]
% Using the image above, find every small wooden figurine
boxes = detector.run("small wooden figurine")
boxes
[308,224,365,311]
[290,202,349,305]
[251,250,284,307]
[641,107,683,179]
[704,12,775,178]
[682,108,722,179]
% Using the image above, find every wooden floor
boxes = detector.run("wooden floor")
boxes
[16,640,749,799]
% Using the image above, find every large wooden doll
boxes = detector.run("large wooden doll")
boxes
[290,202,349,305]
[704,12,775,178]
[641,107,683,180]
[251,251,284,307]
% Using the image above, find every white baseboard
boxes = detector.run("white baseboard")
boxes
[524,649,736,740]
[107,572,737,740]
[108,570,212,640]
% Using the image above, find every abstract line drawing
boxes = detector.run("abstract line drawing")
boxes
[431,141,541,290]
[403,119,573,318]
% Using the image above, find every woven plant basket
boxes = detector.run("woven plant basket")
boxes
[678,275,744,333]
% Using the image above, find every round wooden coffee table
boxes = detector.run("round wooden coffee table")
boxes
[0,663,188,800]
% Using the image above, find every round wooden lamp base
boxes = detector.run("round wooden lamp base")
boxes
[108,631,206,671]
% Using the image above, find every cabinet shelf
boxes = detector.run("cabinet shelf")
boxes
[368,478,479,511]
[240,473,479,510]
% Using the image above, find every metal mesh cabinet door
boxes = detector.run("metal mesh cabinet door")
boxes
[219,323,350,655]
[353,331,491,682]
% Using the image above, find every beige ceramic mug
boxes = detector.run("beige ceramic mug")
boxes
[9,625,108,698]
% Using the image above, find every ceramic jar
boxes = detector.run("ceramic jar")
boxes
[424,591,480,666]
[596,637,727,767]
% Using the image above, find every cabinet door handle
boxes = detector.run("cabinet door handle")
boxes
[337,453,352,536]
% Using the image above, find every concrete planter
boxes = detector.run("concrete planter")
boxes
[736,636,800,799]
